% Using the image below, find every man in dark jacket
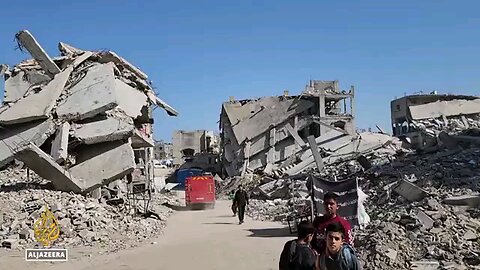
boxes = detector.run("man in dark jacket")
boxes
[318,222,360,270]
[279,220,317,270]
[233,185,249,224]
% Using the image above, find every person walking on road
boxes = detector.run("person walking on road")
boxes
[233,185,249,224]
[229,190,237,216]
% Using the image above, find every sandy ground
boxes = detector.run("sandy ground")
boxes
[0,200,293,270]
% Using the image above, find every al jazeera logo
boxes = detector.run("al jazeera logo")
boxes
[25,204,68,262]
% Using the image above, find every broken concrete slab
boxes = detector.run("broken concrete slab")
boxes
[416,210,434,230]
[410,260,440,270]
[15,30,61,78]
[115,79,148,119]
[57,63,117,121]
[15,143,83,193]
[443,194,480,208]
[97,51,148,80]
[69,141,135,193]
[72,117,134,144]
[409,98,480,120]
[393,179,427,202]
[0,67,73,125]
[0,119,55,167]
[131,128,154,148]
[51,122,70,163]
[146,90,179,117]
[58,42,84,56]
[307,135,324,171]
[3,70,50,103]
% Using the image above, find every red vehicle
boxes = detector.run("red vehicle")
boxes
[185,174,216,210]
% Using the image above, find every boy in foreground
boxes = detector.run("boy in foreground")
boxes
[279,220,317,270]
[318,222,360,270]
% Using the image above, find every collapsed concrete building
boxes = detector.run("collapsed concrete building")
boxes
[219,80,356,177]
[0,30,178,194]
[391,94,480,149]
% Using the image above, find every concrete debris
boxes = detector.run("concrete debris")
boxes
[392,94,480,150]
[217,92,480,269]
[1,29,178,193]
[0,184,173,252]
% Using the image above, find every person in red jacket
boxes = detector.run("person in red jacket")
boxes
[311,192,353,254]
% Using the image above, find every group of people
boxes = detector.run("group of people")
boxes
[228,186,361,269]
[279,192,361,270]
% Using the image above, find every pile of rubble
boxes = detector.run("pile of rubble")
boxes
[0,186,173,252]
[222,129,480,268]
[355,146,480,269]
[0,30,177,194]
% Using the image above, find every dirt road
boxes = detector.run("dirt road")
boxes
[1,200,293,270]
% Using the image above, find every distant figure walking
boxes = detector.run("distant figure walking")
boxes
[229,190,237,216]
[233,185,249,224]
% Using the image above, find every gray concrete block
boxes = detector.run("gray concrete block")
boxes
[72,117,134,144]
[393,179,427,202]
[57,63,117,121]
[69,141,135,193]
[0,67,72,125]
[443,194,480,208]
[115,79,148,119]
[4,71,32,103]
[416,210,434,229]
[15,143,83,193]
[50,122,70,163]
[0,119,55,167]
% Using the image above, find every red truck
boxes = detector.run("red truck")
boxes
[185,174,216,210]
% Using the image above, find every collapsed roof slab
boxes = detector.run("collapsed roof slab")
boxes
[97,51,148,80]
[115,79,149,119]
[72,117,134,145]
[223,97,314,145]
[0,119,55,167]
[0,67,73,125]
[69,140,135,193]
[3,71,31,103]
[3,70,50,103]
[15,143,83,193]
[15,30,61,78]
[131,129,154,148]
[56,63,117,121]
[409,99,480,120]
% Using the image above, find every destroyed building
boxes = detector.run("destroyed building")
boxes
[219,80,355,177]
[0,30,178,194]
[153,140,173,160]
[391,93,480,149]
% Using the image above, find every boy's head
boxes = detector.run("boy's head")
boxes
[323,192,339,217]
[325,222,345,255]
[297,220,315,243]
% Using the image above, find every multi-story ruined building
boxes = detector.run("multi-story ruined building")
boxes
[391,93,480,149]
[153,140,173,160]
[219,80,355,177]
